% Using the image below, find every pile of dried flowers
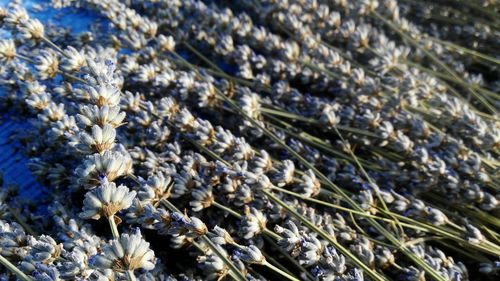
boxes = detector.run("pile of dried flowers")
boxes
[0,0,499,280]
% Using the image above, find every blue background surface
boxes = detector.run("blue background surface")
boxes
[0,0,96,198]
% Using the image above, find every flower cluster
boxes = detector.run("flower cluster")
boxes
[0,1,498,281]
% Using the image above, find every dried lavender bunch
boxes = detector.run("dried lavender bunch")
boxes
[0,0,498,280]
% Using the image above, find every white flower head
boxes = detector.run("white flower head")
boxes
[77,105,126,128]
[61,46,87,72]
[77,124,116,154]
[137,172,172,205]
[87,84,121,107]
[76,149,133,187]
[27,235,63,264]
[4,6,29,29]
[210,226,235,246]
[157,34,176,52]
[274,160,295,187]
[35,49,59,80]
[18,18,44,45]
[80,181,136,220]
[296,169,321,198]
[320,104,340,128]
[240,93,261,119]
[136,64,158,83]
[140,20,157,39]
[198,251,227,280]
[90,228,155,272]
[85,58,119,87]
[234,245,265,265]
[189,186,214,212]
[0,221,28,258]
[0,39,16,64]
[240,206,267,239]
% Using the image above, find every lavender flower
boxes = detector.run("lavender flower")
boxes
[90,229,155,272]
[80,181,136,220]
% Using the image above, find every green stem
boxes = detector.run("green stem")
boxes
[211,202,308,278]
[108,215,120,239]
[58,70,87,84]
[15,53,88,85]
[262,114,382,170]
[399,0,500,29]
[273,184,500,257]
[202,236,247,281]
[41,36,65,56]
[452,0,500,22]
[262,252,292,276]
[212,201,242,218]
[173,51,500,258]
[15,54,35,63]
[181,41,225,73]
[263,236,315,281]
[377,209,500,256]
[404,60,500,104]
[169,50,448,281]
[212,201,282,241]
[126,270,136,281]
[270,185,427,232]
[437,240,491,263]
[263,261,301,281]
[0,254,33,281]
[372,10,497,114]
[161,199,248,281]
[430,36,500,66]
[330,124,405,238]
[262,189,388,281]
[260,107,381,138]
